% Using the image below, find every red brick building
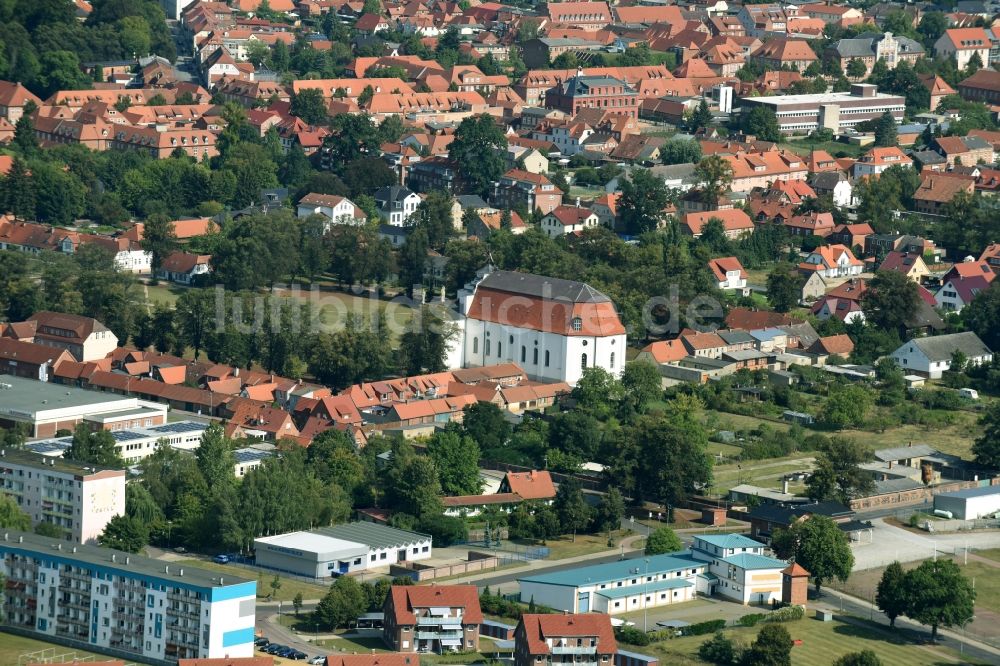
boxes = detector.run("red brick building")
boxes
[514,614,617,666]
[383,585,483,653]
[545,75,639,118]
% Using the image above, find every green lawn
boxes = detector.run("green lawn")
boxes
[143,282,184,307]
[711,453,815,494]
[0,632,115,665]
[972,548,1000,564]
[175,558,330,602]
[832,553,1000,641]
[836,411,982,459]
[779,139,867,159]
[644,617,982,666]
[512,531,625,559]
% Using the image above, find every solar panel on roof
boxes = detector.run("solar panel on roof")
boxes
[110,431,146,442]
[148,422,205,434]
[233,449,271,464]
[25,441,71,454]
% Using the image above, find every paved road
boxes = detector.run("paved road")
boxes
[851,518,1000,570]
[817,587,1000,664]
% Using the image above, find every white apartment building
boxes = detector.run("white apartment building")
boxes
[0,450,126,545]
[0,531,257,662]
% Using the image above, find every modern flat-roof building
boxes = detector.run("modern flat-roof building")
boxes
[739,84,904,135]
[0,530,256,663]
[0,377,168,438]
[518,552,708,615]
[253,522,432,578]
[519,534,799,610]
[934,486,1000,520]
[25,421,208,464]
[0,449,126,544]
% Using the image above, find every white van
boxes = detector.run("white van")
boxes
[959,388,979,400]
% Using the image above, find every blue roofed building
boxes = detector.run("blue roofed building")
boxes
[517,533,802,611]
[518,552,708,614]
[690,534,794,605]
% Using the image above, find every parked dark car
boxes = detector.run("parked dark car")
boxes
[254,637,269,647]
[264,644,286,655]
[289,651,308,661]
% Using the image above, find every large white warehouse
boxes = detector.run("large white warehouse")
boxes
[934,486,1000,520]
[254,522,432,578]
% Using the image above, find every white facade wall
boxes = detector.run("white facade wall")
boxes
[461,319,624,385]
[935,491,1000,520]
[81,331,120,363]
[935,279,971,312]
[78,474,127,545]
[0,460,125,545]
[114,250,152,274]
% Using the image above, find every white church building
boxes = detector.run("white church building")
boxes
[445,268,627,386]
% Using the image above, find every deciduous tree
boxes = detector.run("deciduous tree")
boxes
[644,526,683,555]
[875,561,908,629]
[449,114,507,198]
[902,559,975,642]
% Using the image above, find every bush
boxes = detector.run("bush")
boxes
[615,626,651,646]
[738,613,766,627]
[683,619,727,636]
[698,632,738,665]
[765,604,805,623]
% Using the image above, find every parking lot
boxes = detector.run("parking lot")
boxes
[850,518,1000,571]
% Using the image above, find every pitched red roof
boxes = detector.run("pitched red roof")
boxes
[640,339,688,364]
[503,470,556,500]
[387,585,483,625]
[518,614,617,656]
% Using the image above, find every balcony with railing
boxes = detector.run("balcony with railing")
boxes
[551,646,598,655]
[417,615,463,626]
[416,630,462,640]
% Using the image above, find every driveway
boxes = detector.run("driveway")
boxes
[852,518,1000,571]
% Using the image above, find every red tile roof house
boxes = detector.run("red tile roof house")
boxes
[493,169,563,215]
[934,27,992,70]
[783,211,835,238]
[979,242,1000,274]
[681,209,754,240]
[498,470,557,500]
[912,172,975,216]
[878,251,929,283]
[708,256,749,294]
[383,585,483,653]
[798,244,863,279]
[0,339,74,381]
[539,204,600,238]
[157,251,212,285]
[936,260,996,313]
[514,614,617,666]
[636,339,688,366]
[0,80,43,122]
[750,38,818,71]
[25,311,119,363]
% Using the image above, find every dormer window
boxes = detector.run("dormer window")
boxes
[571,317,583,331]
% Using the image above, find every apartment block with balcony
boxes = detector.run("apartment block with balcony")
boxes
[0,531,256,663]
[0,449,125,545]
[515,614,617,666]
[383,585,482,653]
